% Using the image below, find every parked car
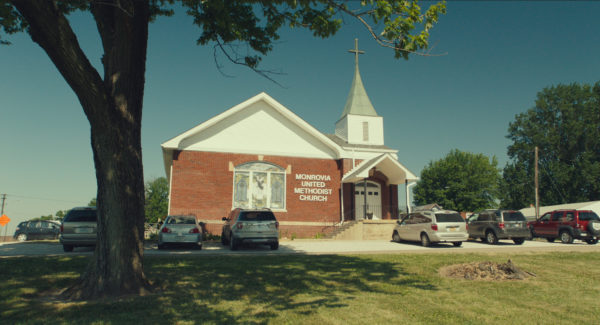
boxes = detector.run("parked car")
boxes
[466,209,530,245]
[529,209,600,244]
[221,208,279,250]
[158,215,203,250]
[13,220,60,242]
[392,209,468,247]
[59,207,97,252]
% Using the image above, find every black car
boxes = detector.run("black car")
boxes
[13,220,60,242]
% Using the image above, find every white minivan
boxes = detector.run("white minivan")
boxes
[392,208,468,247]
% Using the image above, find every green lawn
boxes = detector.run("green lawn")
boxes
[1,252,599,324]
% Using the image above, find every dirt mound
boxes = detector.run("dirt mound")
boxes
[439,259,536,281]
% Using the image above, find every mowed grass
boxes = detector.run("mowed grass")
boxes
[1,252,599,324]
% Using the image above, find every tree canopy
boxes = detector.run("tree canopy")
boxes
[1,0,446,300]
[413,149,500,212]
[145,177,168,223]
[500,81,600,209]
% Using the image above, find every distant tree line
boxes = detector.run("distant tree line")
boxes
[413,81,600,212]
[39,177,168,223]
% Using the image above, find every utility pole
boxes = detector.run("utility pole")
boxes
[534,147,539,219]
[0,194,5,215]
[1,194,6,241]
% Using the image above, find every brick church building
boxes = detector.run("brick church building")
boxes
[161,41,418,237]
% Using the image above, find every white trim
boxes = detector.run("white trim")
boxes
[342,153,418,184]
[162,92,342,156]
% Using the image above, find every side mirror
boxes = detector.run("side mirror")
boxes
[222,217,228,221]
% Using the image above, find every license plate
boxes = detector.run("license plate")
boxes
[176,236,185,242]
[447,227,458,232]
[75,227,93,234]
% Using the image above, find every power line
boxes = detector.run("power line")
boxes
[4,193,82,204]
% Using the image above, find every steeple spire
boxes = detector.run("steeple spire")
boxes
[340,38,378,118]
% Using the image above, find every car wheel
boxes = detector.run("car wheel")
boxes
[63,245,74,252]
[270,242,279,250]
[420,233,430,247]
[392,231,401,243]
[230,234,238,250]
[16,233,27,242]
[546,237,555,242]
[513,238,525,245]
[486,231,498,245]
[585,238,598,245]
[452,241,462,247]
[560,231,573,244]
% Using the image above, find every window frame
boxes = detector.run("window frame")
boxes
[232,161,286,211]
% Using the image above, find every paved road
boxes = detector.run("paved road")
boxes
[1,239,599,257]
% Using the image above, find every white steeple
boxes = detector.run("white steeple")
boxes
[335,39,384,146]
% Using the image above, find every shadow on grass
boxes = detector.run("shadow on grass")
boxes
[0,254,438,323]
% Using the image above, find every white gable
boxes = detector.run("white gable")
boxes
[162,93,341,160]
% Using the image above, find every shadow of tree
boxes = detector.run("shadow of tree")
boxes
[0,254,438,323]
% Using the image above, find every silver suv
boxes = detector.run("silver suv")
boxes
[59,207,97,252]
[392,208,468,247]
[221,208,279,250]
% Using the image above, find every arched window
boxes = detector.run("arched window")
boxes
[233,162,286,210]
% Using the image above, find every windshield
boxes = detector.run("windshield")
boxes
[239,211,276,221]
[435,213,464,223]
[503,211,526,222]
[63,209,96,222]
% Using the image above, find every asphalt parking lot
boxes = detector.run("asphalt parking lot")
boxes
[1,238,599,257]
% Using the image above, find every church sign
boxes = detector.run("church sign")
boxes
[294,173,333,202]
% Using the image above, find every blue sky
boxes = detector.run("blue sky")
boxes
[1,1,599,234]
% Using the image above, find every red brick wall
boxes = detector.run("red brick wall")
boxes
[169,151,343,235]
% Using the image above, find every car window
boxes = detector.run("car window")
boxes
[400,215,412,224]
[502,211,526,222]
[414,214,431,224]
[539,213,551,222]
[435,213,464,223]
[565,212,575,221]
[467,214,478,222]
[32,221,42,228]
[167,216,196,224]
[479,213,491,221]
[579,212,600,221]
[239,211,276,221]
[64,209,97,222]
[551,212,563,221]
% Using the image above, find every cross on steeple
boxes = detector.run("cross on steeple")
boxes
[348,38,364,66]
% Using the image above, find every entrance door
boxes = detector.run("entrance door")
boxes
[354,181,381,220]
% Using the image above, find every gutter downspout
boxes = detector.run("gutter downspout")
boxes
[168,164,173,215]
[405,181,417,213]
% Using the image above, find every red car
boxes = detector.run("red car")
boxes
[529,209,600,244]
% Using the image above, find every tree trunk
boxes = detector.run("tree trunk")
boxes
[11,0,152,299]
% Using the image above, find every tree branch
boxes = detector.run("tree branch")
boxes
[10,0,108,120]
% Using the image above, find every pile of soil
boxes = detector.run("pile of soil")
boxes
[439,259,536,281]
